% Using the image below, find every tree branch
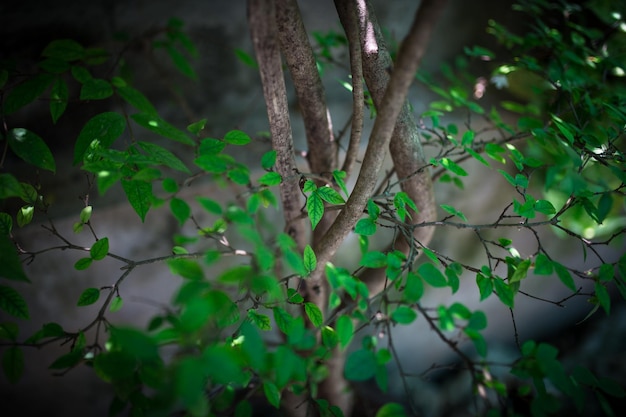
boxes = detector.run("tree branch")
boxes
[247,0,306,249]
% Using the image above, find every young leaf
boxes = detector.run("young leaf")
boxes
[316,186,345,205]
[8,128,56,173]
[186,118,207,134]
[109,296,124,313]
[90,237,109,261]
[304,302,323,328]
[77,288,100,306]
[0,286,30,319]
[306,193,324,230]
[440,204,468,221]
[303,245,317,275]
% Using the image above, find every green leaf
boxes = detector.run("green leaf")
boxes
[131,113,194,145]
[476,273,493,301]
[360,251,387,268]
[316,186,345,205]
[74,257,92,270]
[168,258,204,281]
[42,39,84,61]
[263,382,281,408]
[494,278,515,308]
[485,143,507,164]
[224,130,251,145]
[196,197,223,215]
[248,310,272,331]
[16,205,34,227]
[71,65,92,83]
[229,167,251,185]
[440,204,467,221]
[0,174,23,199]
[375,402,407,417]
[121,179,152,222]
[74,112,126,165]
[234,48,258,68]
[303,245,317,274]
[306,193,324,230]
[391,306,417,325]
[2,346,24,383]
[595,283,610,314]
[418,263,447,288]
[137,142,190,173]
[8,128,56,173]
[170,198,191,226]
[534,254,553,275]
[304,302,323,327]
[166,45,197,79]
[3,73,55,115]
[80,78,113,100]
[440,158,468,176]
[535,199,556,215]
[345,349,377,381]
[89,237,109,261]
[258,171,282,186]
[0,286,29,319]
[355,218,377,236]
[48,347,84,370]
[261,150,277,170]
[510,259,531,283]
[403,272,424,303]
[109,326,159,361]
[109,296,123,313]
[116,84,158,115]
[336,315,354,350]
[77,288,100,306]
[0,235,29,282]
[50,77,68,123]
[333,170,349,198]
[79,206,92,223]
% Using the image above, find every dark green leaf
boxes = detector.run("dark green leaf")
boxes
[74,257,92,270]
[476,273,493,301]
[42,39,84,61]
[131,113,194,145]
[74,112,126,165]
[0,174,23,199]
[166,45,197,79]
[534,254,554,275]
[170,198,191,225]
[121,179,152,222]
[263,382,281,409]
[71,65,92,83]
[0,322,19,341]
[247,310,272,331]
[345,349,377,381]
[80,78,113,100]
[196,197,222,215]
[595,283,610,314]
[194,154,230,173]
[494,278,515,308]
[50,77,68,123]
[403,272,424,303]
[228,167,250,185]
[2,346,24,383]
[109,326,159,360]
[234,48,258,68]
[0,285,29,319]
[77,288,100,306]
[273,307,293,335]
[8,128,56,172]
[116,84,157,115]
[0,234,29,282]
[90,237,109,261]
[48,348,83,370]
[3,73,55,115]
[186,118,207,134]
[136,141,190,173]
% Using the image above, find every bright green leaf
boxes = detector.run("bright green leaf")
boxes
[304,302,323,328]
[224,130,251,145]
[418,263,447,288]
[391,306,417,325]
[355,218,376,236]
[306,193,324,230]
[258,172,282,186]
[170,198,191,226]
[336,315,354,350]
